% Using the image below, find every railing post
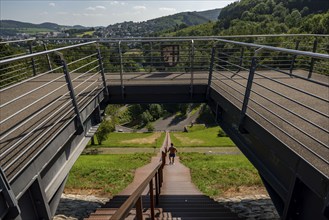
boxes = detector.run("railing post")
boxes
[135,197,143,220]
[289,40,300,75]
[239,48,260,133]
[236,47,245,73]
[28,42,37,76]
[149,179,155,220]
[55,51,84,133]
[118,41,125,99]
[190,40,195,98]
[308,38,318,79]
[150,42,153,73]
[96,45,109,98]
[43,42,52,71]
[155,172,159,205]
[206,47,215,100]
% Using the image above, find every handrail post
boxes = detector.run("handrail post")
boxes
[28,42,37,76]
[308,38,318,79]
[149,179,155,220]
[289,40,300,75]
[118,41,125,99]
[239,49,260,133]
[135,197,143,220]
[43,42,52,71]
[155,172,159,205]
[97,44,109,98]
[236,47,244,73]
[150,42,153,73]
[55,51,84,134]
[190,39,195,98]
[206,47,215,100]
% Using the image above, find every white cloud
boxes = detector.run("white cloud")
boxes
[40,11,49,15]
[49,2,55,7]
[86,6,96,11]
[110,1,126,6]
[96,6,106,10]
[86,5,106,11]
[82,13,105,17]
[133,6,146,10]
[159,7,177,12]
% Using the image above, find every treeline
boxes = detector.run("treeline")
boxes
[167,0,329,36]
[216,0,329,35]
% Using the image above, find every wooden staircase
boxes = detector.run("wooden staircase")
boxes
[85,195,241,220]
[84,133,242,219]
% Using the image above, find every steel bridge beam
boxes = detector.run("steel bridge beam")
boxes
[207,87,329,220]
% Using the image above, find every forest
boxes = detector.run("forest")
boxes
[167,0,329,36]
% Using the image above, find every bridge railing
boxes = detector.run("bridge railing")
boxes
[210,38,329,177]
[0,41,108,184]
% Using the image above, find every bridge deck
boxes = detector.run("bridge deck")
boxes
[0,69,328,185]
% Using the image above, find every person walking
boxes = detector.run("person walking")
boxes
[168,143,177,165]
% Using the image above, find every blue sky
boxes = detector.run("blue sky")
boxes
[1,1,237,26]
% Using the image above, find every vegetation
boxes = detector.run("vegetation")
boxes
[90,132,166,148]
[180,153,263,196]
[170,125,235,147]
[65,153,152,196]
[166,0,329,37]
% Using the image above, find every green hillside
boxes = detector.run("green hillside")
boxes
[165,0,329,36]
[0,20,88,36]
[103,8,221,37]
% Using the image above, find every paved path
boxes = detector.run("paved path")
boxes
[161,156,202,195]
[118,153,202,196]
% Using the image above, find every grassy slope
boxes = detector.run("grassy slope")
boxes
[170,125,235,147]
[180,153,262,196]
[65,153,153,196]
[91,132,166,148]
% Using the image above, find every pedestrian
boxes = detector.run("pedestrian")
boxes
[168,143,177,165]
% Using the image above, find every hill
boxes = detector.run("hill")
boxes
[100,8,221,37]
[164,0,329,36]
[0,20,88,37]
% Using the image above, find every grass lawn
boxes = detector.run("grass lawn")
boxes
[90,132,166,148]
[179,153,263,197]
[170,125,235,147]
[65,153,153,196]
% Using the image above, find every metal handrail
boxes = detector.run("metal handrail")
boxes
[0,41,97,65]
[0,38,35,44]
[215,39,329,59]
[40,34,329,42]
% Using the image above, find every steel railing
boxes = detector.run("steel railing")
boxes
[0,41,108,182]
[209,38,329,177]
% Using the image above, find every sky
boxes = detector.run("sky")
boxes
[1,0,237,27]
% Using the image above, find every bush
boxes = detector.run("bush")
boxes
[146,123,155,132]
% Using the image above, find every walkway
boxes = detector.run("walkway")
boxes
[118,154,202,196]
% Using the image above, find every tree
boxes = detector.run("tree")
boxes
[146,123,155,132]
[149,104,163,120]
[141,110,153,125]
[95,120,114,145]
[285,10,302,28]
